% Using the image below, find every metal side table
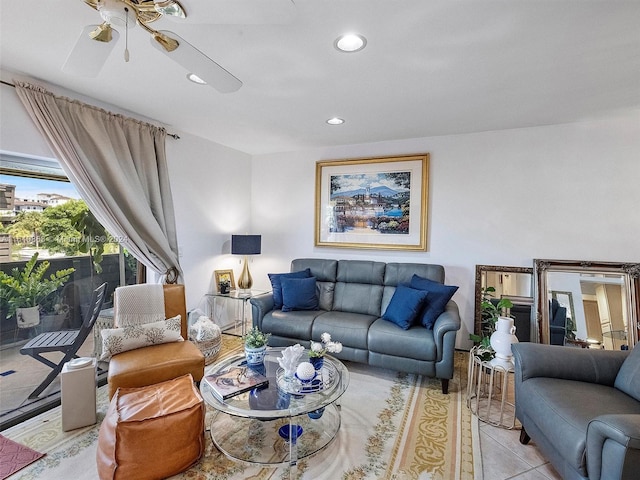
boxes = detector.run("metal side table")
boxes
[467,348,516,429]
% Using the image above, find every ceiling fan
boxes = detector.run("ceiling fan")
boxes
[62,0,242,93]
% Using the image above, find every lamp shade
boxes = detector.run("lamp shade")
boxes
[232,235,261,255]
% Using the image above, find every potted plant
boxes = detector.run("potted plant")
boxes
[242,326,271,365]
[309,332,343,370]
[0,253,75,330]
[469,286,513,361]
[39,291,70,331]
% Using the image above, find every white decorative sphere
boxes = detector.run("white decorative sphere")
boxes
[296,362,316,381]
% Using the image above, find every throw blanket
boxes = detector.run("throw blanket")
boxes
[114,284,165,327]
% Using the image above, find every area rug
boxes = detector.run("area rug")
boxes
[0,435,44,480]
[2,336,481,480]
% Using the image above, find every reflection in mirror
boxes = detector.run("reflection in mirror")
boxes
[475,265,534,342]
[534,260,640,349]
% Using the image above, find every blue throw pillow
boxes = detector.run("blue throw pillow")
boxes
[268,268,311,310]
[410,274,458,329]
[382,284,429,330]
[281,276,319,312]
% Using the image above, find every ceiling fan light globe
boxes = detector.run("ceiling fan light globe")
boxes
[154,0,186,18]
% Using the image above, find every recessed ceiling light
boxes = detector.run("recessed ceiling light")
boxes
[326,117,345,125]
[334,33,367,53]
[186,73,207,85]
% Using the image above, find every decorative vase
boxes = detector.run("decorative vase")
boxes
[309,356,324,371]
[245,344,267,365]
[490,316,519,361]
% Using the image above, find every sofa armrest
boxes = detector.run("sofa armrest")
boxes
[433,300,461,362]
[250,293,274,330]
[587,414,640,480]
[512,343,628,387]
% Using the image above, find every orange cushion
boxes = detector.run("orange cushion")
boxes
[107,340,204,399]
[96,374,205,480]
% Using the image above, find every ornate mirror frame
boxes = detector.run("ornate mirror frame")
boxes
[534,259,640,346]
[474,265,534,339]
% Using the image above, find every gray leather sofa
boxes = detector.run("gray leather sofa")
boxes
[250,258,461,393]
[513,343,640,480]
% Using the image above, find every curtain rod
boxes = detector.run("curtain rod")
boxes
[1,79,180,139]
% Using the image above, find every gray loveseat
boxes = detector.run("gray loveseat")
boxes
[250,258,461,393]
[513,343,640,480]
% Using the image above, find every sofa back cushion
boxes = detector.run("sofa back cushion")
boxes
[614,344,640,401]
[333,260,385,315]
[384,263,445,285]
[291,258,338,282]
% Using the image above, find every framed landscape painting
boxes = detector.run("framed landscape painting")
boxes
[315,154,428,250]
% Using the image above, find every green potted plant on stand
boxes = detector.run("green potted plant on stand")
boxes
[242,326,271,366]
[0,252,75,338]
[469,286,513,361]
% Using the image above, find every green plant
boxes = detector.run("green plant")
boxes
[71,206,109,275]
[469,286,513,360]
[0,252,75,319]
[242,326,271,348]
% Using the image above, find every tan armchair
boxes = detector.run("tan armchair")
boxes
[107,284,204,398]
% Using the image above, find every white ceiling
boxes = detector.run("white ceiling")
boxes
[1,0,639,156]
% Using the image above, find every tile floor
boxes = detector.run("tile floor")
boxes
[0,341,561,479]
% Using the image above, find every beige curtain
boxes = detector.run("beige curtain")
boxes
[14,81,181,277]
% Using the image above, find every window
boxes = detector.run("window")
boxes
[0,152,139,428]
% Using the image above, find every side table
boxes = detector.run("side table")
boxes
[466,348,516,429]
[204,290,268,337]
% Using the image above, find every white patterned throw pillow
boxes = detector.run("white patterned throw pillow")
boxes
[100,315,183,361]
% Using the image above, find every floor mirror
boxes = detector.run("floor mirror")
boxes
[534,259,640,348]
[475,265,534,342]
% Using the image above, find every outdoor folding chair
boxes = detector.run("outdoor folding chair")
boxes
[20,282,107,399]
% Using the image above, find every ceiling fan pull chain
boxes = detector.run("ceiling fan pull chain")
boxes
[124,6,130,62]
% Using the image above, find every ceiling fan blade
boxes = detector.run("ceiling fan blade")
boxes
[62,25,120,77]
[150,30,242,93]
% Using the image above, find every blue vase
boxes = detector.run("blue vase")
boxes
[245,345,267,365]
[309,356,324,371]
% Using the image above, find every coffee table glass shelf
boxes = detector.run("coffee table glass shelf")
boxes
[200,347,349,473]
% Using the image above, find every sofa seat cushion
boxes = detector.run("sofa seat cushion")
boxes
[262,309,325,340]
[107,341,204,399]
[368,318,437,361]
[519,377,640,472]
[311,311,378,350]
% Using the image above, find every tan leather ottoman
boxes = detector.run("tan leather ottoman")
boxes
[96,374,205,480]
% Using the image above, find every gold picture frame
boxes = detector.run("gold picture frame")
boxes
[315,153,429,250]
[214,269,236,292]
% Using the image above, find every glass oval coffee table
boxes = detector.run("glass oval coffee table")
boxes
[200,347,349,475]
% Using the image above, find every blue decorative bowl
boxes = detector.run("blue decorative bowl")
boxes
[278,424,303,443]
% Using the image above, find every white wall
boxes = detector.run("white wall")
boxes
[165,131,252,308]
[250,110,640,348]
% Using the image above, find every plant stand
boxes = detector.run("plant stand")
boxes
[466,346,517,429]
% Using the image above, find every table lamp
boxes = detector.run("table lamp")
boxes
[231,234,261,290]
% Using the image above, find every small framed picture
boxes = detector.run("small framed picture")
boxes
[214,269,236,293]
